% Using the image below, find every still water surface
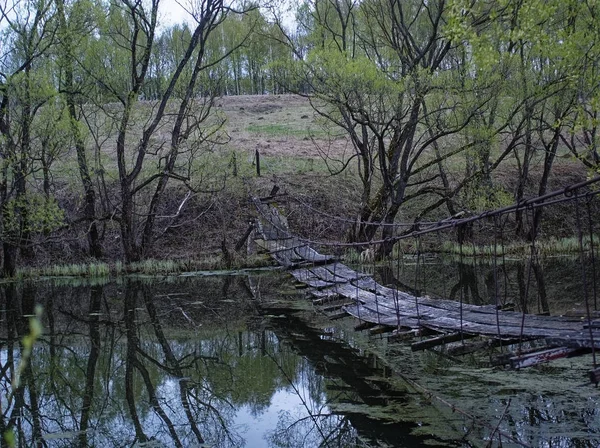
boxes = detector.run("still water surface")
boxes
[0,255,599,447]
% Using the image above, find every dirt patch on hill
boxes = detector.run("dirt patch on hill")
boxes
[219,94,352,159]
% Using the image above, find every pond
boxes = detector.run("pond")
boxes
[0,255,599,447]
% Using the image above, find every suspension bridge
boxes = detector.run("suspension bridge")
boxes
[251,177,600,381]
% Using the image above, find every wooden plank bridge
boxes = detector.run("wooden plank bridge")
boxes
[252,197,600,377]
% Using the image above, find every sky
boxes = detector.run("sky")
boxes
[157,0,296,30]
[158,0,194,28]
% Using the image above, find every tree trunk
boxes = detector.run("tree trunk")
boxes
[2,241,17,278]
[56,0,102,258]
[529,127,560,240]
[78,285,102,446]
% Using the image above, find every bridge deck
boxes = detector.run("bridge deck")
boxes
[253,198,600,371]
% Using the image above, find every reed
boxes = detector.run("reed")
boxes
[438,234,600,258]
[10,253,274,281]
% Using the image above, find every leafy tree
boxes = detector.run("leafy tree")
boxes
[0,0,57,276]
[448,0,600,238]
[273,0,487,255]
[73,0,255,262]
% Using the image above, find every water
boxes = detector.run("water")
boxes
[0,256,599,447]
[0,276,455,447]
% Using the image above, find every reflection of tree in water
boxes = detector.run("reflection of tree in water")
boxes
[263,310,444,448]
[269,410,361,448]
[0,284,44,447]
[265,350,362,448]
[449,262,483,305]
[0,277,305,447]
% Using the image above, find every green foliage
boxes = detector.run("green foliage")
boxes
[2,194,64,236]
[306,49,398,99]
[464,182,513,212]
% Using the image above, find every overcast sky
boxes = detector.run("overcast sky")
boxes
[157,0,296,31]
[158,0,193,28]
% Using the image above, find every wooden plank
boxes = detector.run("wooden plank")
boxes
[411,332,477,352]
[318,283,385,306]
[323,263,368,282]
[302,278,336,289]
[319,301,356,312]
[328,311,350,320]
[434,308,582,333]
[343,304,387,326]
[352,277,406,298]
[509,347,584,369]
[293,245,335,264]
[291,265,347,284]
[255,239,299,267]
[305,265,350,284]
[376,312,573,339]
[355,321,377,331]
[344,304,419,328]
[370,325,395,335]
[583,320,600,329]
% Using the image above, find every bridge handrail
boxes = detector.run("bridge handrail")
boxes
[271,176,600,248]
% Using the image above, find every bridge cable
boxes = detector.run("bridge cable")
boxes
[437,230,448,300]
[518,204,536,353]
[585,196,598,312]
[499,214,510,310]
[394,236,404,332]
[286,192,439,228]
[574,191,597,368]
[458,230,465,344]
[493,216,502,342]
[268,180,600,252]
[373,242,381,326]
[414,236,423,331]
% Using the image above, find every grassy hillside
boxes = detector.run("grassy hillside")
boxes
[16,94,593,274]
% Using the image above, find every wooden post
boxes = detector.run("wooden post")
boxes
[232,152,237,177]
[256,149,261,177]
[235,222,255,252]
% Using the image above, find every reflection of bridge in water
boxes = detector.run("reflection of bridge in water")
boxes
[252,177,600,381]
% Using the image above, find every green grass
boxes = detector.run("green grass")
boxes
[439,234,600,258]
[341,234,600,266]
[18,262,112,278]
[8,254,275,282]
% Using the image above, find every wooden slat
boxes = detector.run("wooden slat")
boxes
[509,347,584,369]
[411,332,477,351]
[355,321,377,331]
[370,325,395,335]
[294,245,334,264]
